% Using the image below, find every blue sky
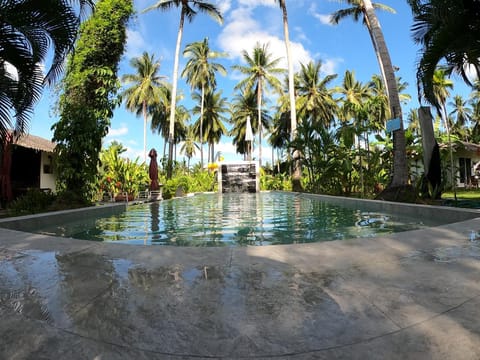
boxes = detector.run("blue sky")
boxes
[30,0,474,165]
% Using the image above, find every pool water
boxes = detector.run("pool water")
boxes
[34,192,439,246]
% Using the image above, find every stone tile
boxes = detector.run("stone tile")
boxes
[338,254,480,328]
[0,250,123,328]
[64,262,398,358]
[0,307,181,360]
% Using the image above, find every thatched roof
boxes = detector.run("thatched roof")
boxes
[13,133,55,153]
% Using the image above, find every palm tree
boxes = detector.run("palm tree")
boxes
[181,38,227,169]
[192,88,228,162]
[432,67,455,196]
[232,43,284,167]
[230,88,271,159]
[143,0,223,178]
[296,61,338,128]
[449,95,472,141]
[150,84,189,159]
[121,52,166,162]
[180,125,200,170]
[333,0,409,192]
[331,0,395,91]
[274,0,301,188]
[408,0,480,106]
[0,0,94,140]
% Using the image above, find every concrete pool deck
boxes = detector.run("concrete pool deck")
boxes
[1,204,480,358]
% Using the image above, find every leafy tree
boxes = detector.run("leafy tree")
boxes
[121,52,166,162]
[449,95,472,141]
[180,125,200,170]
[52,0,133,202]
[182,37,227,168]
[232,43,284,167]
[230,88,271,158]
[0,0,94,140]
[296,61,338,128]
[333,0,409,194]
[143,0,223,178]
[408,0,480,106]
[192,88,228,162]
[150,84,190,159]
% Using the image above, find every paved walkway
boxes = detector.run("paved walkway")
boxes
[1,218,480,359]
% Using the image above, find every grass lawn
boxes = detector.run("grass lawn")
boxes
[442,189,480,200]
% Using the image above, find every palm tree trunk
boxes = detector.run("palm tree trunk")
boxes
[280,0,302,190]
[363,16,388,97]
[142,100,147,163]
[200,84,205,169]
[362,0,408,188]
[167,9,185,178]
[257,79,263,167]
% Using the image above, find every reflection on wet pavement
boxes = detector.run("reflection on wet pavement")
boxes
[1,235,480,359]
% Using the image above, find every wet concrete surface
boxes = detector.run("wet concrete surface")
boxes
[1,218,480,359]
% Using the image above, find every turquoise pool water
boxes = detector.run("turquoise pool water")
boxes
[33,192,440,246]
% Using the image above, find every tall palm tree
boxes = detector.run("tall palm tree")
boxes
[181,37,227,169]
[296,61,338,128]
[180,125,200,170]
[230,88,271,159]
[408,0,480,106]
[121,52,166,162]
[150,85,189,159]
[449,95,472,141]
[192,88,228,162]
[362,0,409,190]
[143,0,223,178]
[274,0,301,188]
[332,0,409,192]
[331,0,395,91]
[432,67,455,195]
[0,0,94,140]
[232,43,284,167]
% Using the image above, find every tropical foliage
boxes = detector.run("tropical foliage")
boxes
[0,0,94,140]
[98,142,149,197]
[52,0,133,202]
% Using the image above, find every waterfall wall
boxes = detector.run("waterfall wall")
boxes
[217,161,259,193]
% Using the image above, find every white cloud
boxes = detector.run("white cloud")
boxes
[218,6,312,72]
[238,0,276,8]
[308,2,333,26]
[107,124,129,137]
[125,29,149,59]
[216,0,232,14]
[215,141,238,157]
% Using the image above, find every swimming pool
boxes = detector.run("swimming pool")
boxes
[29,192,442,246]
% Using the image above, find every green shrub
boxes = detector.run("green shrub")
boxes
[7,189,57,216]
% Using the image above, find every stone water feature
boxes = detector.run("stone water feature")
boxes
[218,161,259,193]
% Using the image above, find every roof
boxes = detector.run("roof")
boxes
[13,133,56,153]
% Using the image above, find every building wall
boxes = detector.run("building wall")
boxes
[40,152,56,192]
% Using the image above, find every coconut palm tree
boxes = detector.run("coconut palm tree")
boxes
[232,43,284,167]
[150,85,189,159]
[408,0,480,106]
[192,88,228,163]
[180,125,199,170]
[432,67,455,196]
[181,38,227,169]
[331,0,395,90]
[121,52,166,162]
[296,61,338,128]
[274,0,301,188]
[143,0,223,178]
[0,0,94,140]
[449,95,472,141]
[332,0,409,192]
[230,88,271,159]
